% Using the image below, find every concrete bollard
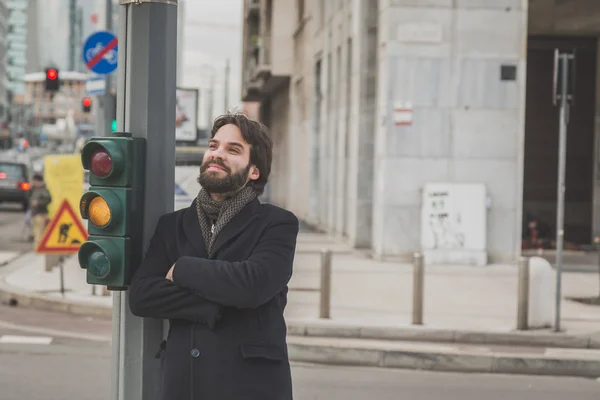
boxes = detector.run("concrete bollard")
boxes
[516,257,530,330]
[412,252,424,325]
[319,249,332,319]
[528,256,555,329]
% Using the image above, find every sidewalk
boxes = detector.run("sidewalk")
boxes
[1,233,600,377]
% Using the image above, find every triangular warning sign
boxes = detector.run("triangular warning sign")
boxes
[35,200,89,254]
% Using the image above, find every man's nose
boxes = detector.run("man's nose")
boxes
[210,147,227,160]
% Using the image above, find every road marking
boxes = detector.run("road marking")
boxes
[0,335,53,345]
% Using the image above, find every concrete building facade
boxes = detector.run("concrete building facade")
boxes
[0,0,9,120]
[241,0,600,263]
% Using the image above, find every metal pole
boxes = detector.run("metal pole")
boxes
[319,249,332,319]
[224,59,230,113]
[517,257,530,330]
[412,252,424,325]
[59,256,65,297]
[116,2,177,400]
[104,0,113,137]
[555,54,569,333]
[208,73,214,126]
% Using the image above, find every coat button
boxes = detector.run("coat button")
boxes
[190,348,201,358]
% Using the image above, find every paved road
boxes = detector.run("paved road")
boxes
[0,305,599,400]
[0,203,31,253]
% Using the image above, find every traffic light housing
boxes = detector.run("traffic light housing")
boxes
[44,68,60,92]
[82,97,92,113]
[78,133,146,290]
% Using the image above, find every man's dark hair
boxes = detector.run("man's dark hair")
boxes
[210,112,273,196]
[32,173,43,181]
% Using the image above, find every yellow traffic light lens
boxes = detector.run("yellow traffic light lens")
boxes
[89,196,111,227]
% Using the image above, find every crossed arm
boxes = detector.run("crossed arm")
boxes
[128,215,222,326]
[128,212,299,324]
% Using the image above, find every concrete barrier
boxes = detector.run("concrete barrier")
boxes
[528,256,555,329]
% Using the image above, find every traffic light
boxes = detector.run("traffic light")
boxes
[44,68,60,92]
[78,132,146,290]
[111,119,117,132]
[82,97,92,113]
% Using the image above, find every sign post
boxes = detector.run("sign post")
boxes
[83,29,118,138]
[552,49,576,333]
[35,199,89,296]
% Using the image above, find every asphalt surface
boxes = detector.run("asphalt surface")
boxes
[0,305,599,399]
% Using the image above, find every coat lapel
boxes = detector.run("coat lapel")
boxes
[182,199,208,257]
[211,198,260,257]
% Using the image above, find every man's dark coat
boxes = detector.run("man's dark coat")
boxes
[128,197,299,400]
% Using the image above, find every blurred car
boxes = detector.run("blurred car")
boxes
[0,161,31,210]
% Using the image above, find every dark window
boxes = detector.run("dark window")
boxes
[0,163,26,180]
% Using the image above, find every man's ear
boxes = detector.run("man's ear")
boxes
[249,166,260,181]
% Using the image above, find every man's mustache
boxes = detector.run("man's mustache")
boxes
[201,158,230,173]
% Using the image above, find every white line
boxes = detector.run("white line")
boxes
[0,320,111,343]
[0,335,53,345]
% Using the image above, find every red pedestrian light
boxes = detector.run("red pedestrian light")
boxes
[90,148,113,177]
[47,69,58,80]
[83,97,92,107]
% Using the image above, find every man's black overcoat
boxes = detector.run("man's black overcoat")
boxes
[129,197,299,400]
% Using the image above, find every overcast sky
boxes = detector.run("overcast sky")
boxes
[180,0,244,127]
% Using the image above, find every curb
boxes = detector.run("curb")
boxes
[286,337,600,378]
[0,252,111,319]
[0,284,112,318]
[0,251,24,267]
[286,320,600,350]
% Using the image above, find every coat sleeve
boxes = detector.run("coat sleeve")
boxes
[128,215,222,326]
[172,211,299,309]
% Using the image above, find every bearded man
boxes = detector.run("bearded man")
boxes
[129,113,299,400]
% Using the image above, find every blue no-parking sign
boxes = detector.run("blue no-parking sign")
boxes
[82,31,118,75]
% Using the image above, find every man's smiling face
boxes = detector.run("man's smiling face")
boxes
[197,123,260,196]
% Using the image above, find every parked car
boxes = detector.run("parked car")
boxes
[0,161,31,210]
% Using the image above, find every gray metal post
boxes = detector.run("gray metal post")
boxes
[412,252,424,325]
[59,256,65,297]
[104,0,114,136]
[114,2,177,400]
[224,59,230,113]
[516,257,530,330]
[319,249,332,319]
[555,53,570,333]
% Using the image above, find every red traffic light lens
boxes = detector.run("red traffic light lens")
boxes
[90,148,112,177]
[47,69,57,80]
[83,97,92,107]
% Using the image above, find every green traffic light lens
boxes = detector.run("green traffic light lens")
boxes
[88,250,111,278]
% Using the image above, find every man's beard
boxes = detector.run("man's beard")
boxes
[197,159,250,195]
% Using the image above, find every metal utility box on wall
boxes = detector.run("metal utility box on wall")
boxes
[420,183,487,266]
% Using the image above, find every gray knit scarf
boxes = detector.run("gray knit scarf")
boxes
[195,185,257,257]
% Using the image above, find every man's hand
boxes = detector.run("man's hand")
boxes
[31,200,38,207]
[166,264,175,281]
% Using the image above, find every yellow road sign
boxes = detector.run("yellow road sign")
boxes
[43,154,84,219]
[35,200,88,254]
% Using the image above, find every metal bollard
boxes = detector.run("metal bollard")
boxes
[412,252,424,325]
[319,249,332,319]
[516,256,530,330]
